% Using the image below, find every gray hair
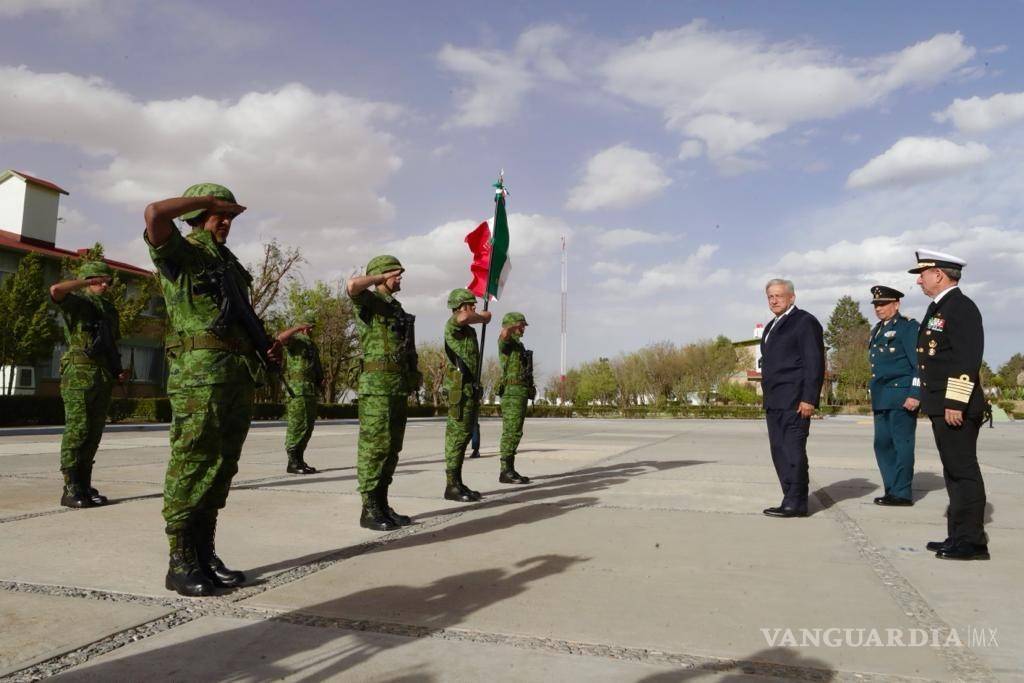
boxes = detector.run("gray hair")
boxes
[939,267,961,283]
[765,278,795,294]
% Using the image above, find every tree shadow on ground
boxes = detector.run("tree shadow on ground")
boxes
[55,555,587,682]
[635,647,836,681]
[812,477,879,509]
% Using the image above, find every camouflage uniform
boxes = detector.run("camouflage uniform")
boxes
[443,288,482,500]
[283,332,322,473]
[351,255,419,529]
[55,261,122,507]
[497,311,534,483]
[147,183,260,593]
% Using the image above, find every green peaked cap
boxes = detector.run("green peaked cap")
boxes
[179,183,236,221]
[447,288,477,309]
[77,260,113,279]
[502,311,527,327]
[366,254,404,276]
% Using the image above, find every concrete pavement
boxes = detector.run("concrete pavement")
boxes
[0,417,1020,681]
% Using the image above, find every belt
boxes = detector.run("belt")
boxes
[167,332,254,355]
[362,360,403,373]
[66,350,97,365]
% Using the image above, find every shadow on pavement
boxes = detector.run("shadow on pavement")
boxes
[635,647,836,681]
[812,477,879,509]
[54,555,587,682]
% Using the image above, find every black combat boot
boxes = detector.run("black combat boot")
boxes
[286,451,318,474]
[498,456,530,485]
[444,470,475,502]
[195,514,246,588]
[60,468,95,509]
[379,485,412,526]
[456,469,482,501]
[360,492,399,531]
[165,529,215,597]
[80,460,108,505]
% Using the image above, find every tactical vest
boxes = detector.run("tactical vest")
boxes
[500,338,533,388]
[444,316,479,390]
[60,292,121,375]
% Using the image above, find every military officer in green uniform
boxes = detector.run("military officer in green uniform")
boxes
[867,286,920,506]
[347,256,420,531]
[443,288,491,502]
[145,183,282,596]
[49,261,130,508]
[496,311,534,484]
[277,317,322,474]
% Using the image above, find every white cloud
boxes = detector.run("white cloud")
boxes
[846,137,992,189]
[634,244,730,290]
[602,21,974,171]
[566,144,671,210]
[591,261,634,276]
[934,92,1024,133]
[0,65,404,277]
[593,228,673,250]
[678,139,704,160]
[438,24,574,128]
[0,0,99,16]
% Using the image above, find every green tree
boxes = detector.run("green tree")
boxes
[281,281,358,403]
[574,358,618,405]
[825,295,871,404]
[997,353,1024,388]
[824,295,869,351]
[0,253,60,393]
[675,336,740,404]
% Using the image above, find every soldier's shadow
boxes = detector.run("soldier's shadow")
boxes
[55,554,588,681]
[911,471,946,501]
[635,646,836,681]
[812,477,878,509]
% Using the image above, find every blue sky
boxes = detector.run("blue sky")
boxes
[2,1,1024,379]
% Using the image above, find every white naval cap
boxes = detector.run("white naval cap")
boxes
[908,248,967,274]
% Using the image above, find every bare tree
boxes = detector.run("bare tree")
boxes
[249,239,304,318]
[417,342,448,406]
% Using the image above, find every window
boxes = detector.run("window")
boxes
[16,367,34,388]
[119,345,164,383]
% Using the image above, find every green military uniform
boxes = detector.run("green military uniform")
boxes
[147,182,259,595]
[868,286,920,505]
[443,288,483,502]
[283,330,322,474]
[54,261,122,508]
[351,254,419,530]
[496,311,534,484]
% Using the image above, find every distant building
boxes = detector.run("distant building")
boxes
[0,169,165,397]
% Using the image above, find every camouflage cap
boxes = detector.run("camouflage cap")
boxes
[77,260,113,279]
[178,183,236,221]
[366,254,404,276]
[501,311,528,327]
[447,287,477,310]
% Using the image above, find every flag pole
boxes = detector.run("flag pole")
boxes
[471,171,504,456]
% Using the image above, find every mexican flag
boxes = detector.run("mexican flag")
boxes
[465,184,511,300]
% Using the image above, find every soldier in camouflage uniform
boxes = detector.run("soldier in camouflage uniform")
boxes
[347,255,421,531]
[49,261,130,508]
[278,317,323,474]
[145,183,282,597]
[496,311,534,484]
[443,288,492,502]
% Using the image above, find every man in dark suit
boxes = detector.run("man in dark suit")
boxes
[909,250,989,560]
[759,279,825,518]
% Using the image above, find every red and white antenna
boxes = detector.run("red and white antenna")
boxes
[560,235,567,382]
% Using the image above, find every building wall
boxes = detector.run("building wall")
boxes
[22,183,59,245]
[0,178,27,235]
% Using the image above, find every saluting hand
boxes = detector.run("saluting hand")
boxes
[209,198,246,217]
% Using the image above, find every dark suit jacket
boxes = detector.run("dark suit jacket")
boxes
[760,306,825,410]
[917,287,985,416]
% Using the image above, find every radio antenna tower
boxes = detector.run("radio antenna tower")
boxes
[560,235,567,382]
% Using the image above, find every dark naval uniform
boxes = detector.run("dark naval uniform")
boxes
[868,287,920,504]
[909,250,988,559]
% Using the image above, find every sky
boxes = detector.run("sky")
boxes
[2,1,1024,382]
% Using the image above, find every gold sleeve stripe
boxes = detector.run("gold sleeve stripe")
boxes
[945,375,975,403]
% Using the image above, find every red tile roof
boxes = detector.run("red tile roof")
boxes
[0,170,69,195]
[0,229,151,277]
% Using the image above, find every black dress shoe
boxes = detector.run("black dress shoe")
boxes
[926,538,952,552]
[763,507,807,518]
[935,542,990,561]
[875,495,913,506]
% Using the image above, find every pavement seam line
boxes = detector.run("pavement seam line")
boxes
[814,483,995,682]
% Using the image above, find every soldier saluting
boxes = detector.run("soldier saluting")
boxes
[278,316,322,475]
[867,286,920,507]
[50,261,131,508]
[908,249,989,560]
[145,183,282,596]
[347,256,420,531]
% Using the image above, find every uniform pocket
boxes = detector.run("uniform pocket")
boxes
[169,387,215,460]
